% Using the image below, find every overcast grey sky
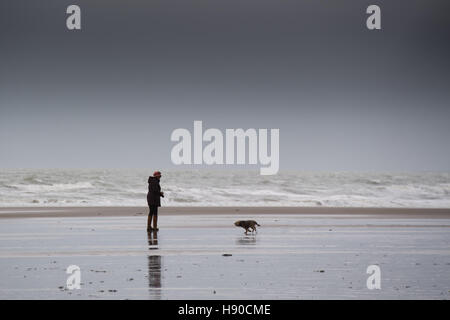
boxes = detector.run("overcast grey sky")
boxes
[1,0,449,171]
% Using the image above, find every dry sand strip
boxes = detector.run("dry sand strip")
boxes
[0,206,449,219]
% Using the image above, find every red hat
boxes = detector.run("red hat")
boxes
[153,171,162,177]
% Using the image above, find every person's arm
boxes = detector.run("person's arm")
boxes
[158,182,164,197]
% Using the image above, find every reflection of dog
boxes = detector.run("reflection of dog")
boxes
[236,236,257,246]
[234,220,260,234]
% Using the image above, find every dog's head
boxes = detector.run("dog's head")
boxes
[234,221,242,227]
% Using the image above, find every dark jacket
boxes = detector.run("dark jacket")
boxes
[147,176,162,207]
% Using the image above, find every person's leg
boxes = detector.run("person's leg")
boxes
[152,206,158,231]
[147,210,153,231]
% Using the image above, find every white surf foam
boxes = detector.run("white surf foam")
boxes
[0,169,449,208]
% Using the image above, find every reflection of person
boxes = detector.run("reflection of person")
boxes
[147,231,162,298]
[147,171,164,231]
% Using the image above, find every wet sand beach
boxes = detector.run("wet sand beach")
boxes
[0,207,449,299]
[1,206,450,219]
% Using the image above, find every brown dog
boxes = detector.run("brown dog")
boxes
[234,220,260,234]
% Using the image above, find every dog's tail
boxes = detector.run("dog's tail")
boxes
[256,223,261,226]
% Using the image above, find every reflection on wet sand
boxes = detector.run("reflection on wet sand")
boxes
[236,235,257,246]
[147,231,162,299]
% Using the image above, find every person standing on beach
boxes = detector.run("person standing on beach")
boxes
[147,171,164,232]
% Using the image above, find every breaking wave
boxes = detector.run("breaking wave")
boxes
[0,169,449,208]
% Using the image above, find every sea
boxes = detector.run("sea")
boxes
[0,169,449,208]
